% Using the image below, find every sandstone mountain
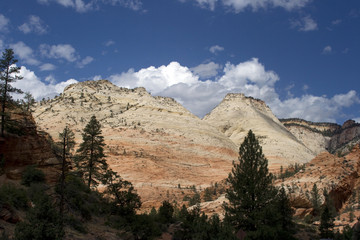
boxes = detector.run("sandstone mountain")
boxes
[30,79,360,210]
[203,94,316,170]
[32,80,238,208]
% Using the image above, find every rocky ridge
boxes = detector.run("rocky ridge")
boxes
[282,118,360,156]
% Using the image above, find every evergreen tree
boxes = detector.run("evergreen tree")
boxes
[22,92,35,112]
[319,203,335,239]
[57,126,75,222]
[14,193,64,240]
[103,169,141,216]
[224,130,283,239]
[311,183,321,216]
[0,49,23,137]
[75,115,107,188]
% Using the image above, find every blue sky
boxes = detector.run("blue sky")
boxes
[1,0,359,123]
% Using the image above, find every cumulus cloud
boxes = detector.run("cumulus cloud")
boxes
[37,0,143,12]
[18,15,48,34]
[107,59,359,122]
[322,45,332,54]
[0,14,9,32]
[191,62,221,79]
[209,45,224,54]
[77,56,94,68]
[109,61,199,94]
[40,63,56,71]
[10,41,41,65]
[12,66,78,100]
[291,15,318,32]
[40,43,78,62]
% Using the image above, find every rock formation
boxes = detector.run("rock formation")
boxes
[203,94,316,170]
[32,80,238,209]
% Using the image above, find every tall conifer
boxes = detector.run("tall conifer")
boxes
[0,49,23,137]
[76,115,107,188]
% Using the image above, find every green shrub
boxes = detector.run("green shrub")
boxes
[0,183,28,210]
[21,165,45,186]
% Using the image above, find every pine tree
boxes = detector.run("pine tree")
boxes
[311,183,321,216]
[23,92,35,112]
[58,126,75,223]
[0,49,23,137]
[224,130,281,239]
[75,115,107,188]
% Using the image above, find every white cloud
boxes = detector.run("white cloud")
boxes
[193,0,217,10]
[191,62,221,79]
[104,40,115,46]
[183,0,310,12]
[107,59,359,122]
[0,14,9,32]
[10,41,41,65]
[322,45,332,54]
[109,61,199,94]
[209,45,224,54]
[18,15,48,34]
[332,19,342,25]
[92,75,103,80]
[77,56,94,68]
[40,44,78,62]
[37,0,143,12]
[11,66,78,100]
[291,15,318,32]
[40,63,56,71]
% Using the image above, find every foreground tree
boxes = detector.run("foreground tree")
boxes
[224,130,294,239]
[57,126,75,223]
[319,190,335,239]
[0,49,23,137]
[103,169,141,216]
[75,115,108,188]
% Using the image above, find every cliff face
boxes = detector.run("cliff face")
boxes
[32,80,238,209]
[281,119,360,155]
[328,120,360,154]
[281,119,340,155]
[0,109,60,182]
[203,94,316,170]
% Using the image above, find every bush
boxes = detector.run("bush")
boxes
[21,165,45,186]
[0,183,28,210]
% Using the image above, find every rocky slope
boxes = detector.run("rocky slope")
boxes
[32,80,238,209]
[275,144,360,220]
[328,120,360,155]
[203,94,316,170]
[282,118,360,156]
[281,118,340,155]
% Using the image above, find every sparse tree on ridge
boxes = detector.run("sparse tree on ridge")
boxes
[0,49,23,137]
[23,91,36,112]
[75,115,108,188]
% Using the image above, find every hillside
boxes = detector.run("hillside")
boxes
[32,80,238,209]
[203,93,316,170]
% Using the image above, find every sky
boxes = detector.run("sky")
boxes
[1,0,360,124]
